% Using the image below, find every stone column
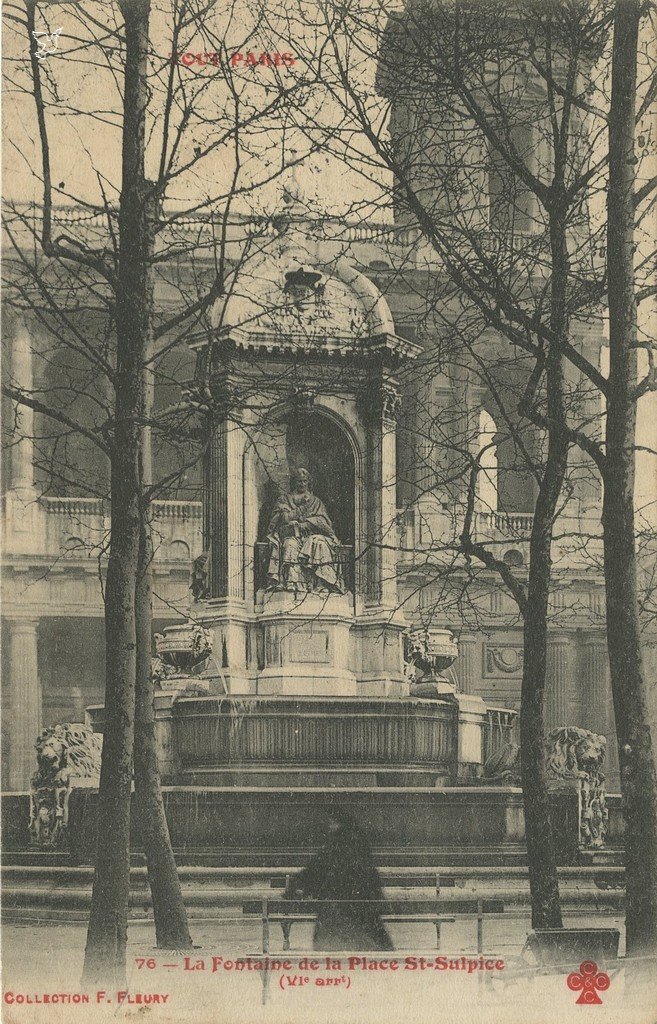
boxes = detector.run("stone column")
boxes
[226,421,246,601]
[241,407,265,595]
[545,632,574,731]
[6,619,42,791]
[364,404,382,606]
[5,323,47,556]
[203,416,246,600]
[457,635,479,694]
[581,632,619,788]
[380,396,399,610]
[447,362,480,468]
[581,633,609,735]
[363,381,400,609]
[204,416,227,597]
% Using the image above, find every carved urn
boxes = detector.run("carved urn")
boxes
[405,627,459,698]
[152,623,213,691]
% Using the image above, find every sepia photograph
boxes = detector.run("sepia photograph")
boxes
[1,0,657,1020]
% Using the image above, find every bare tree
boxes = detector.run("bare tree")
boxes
[603,0,657,956]
[281,0,657,939]
[3,0,315,983]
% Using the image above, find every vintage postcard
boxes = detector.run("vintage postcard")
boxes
[2,0,657,1022]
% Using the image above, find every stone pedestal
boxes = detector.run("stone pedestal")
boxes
[352,612,408,697]
[153,692,183,784]
[195,599,255,694]
[255,591,357,696]
[455,692,488,781]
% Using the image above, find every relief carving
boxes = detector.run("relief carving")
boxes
[485,645,523,676]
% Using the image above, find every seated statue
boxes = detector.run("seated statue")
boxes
[267,467,344,593]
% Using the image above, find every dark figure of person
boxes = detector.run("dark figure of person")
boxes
[284,812,394,951]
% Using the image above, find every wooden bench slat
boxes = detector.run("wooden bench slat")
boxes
[243,900,503,914]
[269,877,458,889]
[267,914,457,923]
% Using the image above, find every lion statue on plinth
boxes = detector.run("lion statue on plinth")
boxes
[30,724,103,847]
[546,726,608,848]
[482,726,608,847]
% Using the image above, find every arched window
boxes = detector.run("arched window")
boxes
[477,410,498,512]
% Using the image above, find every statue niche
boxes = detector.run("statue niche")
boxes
[266,467,344,594]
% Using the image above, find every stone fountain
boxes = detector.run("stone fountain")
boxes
[78,206,527,862]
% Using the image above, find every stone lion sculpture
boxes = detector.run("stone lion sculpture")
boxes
[482,727,608,848]
[30,723,103,847]
[546,726,606,780]
[546,726,608,848]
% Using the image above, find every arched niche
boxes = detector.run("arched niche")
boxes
[255,409,356,552]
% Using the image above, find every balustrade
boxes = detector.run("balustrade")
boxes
[38,496,201,560]
[475,511,534,536]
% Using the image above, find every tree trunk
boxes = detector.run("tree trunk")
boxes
[135,513,193,948]
[604,0,657,957]
[82,0,152,987]
[521,441,566,929]
[134,186,192,945]
[520,207,570,930]
[82,465,139,987]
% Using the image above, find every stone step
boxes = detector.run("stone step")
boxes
[0,863,626,890]
[0,883,625,912]
[0,843,622,868]
[2,845,534,868]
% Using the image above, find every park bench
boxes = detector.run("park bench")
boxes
[268,872,459,894]
[472,926,623,997]
[521,927,620,967]
[242,897,505,953]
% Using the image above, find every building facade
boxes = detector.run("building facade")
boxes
[3,190,633,792]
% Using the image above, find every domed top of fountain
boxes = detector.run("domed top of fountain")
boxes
[197,163,418,362]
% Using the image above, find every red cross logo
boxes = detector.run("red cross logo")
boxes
[566,961,611,1005]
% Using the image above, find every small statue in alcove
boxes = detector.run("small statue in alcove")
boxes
[190,550,210,601]
[267,467,344,593]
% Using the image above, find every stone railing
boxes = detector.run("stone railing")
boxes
[40,496,108,557]
[41,496,105,517]
[6,202,539,252]
[152,500,202,520]
[42,496,202,521]
[475,511,534,536]
[5,202,410,247]
[37,496,202,562]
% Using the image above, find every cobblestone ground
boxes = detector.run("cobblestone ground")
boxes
[3,912,656,1024]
